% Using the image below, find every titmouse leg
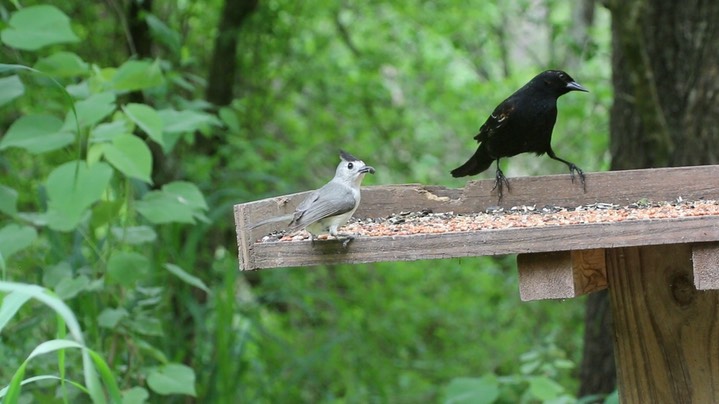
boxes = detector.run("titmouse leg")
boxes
[329,227,354,248]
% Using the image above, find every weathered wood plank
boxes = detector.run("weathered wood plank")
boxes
[692,242,719,290]
[244,216,719,270]
[235,165,719,270]
[607,245,719,403]
[572,249,608,295]
[516,249,607,301]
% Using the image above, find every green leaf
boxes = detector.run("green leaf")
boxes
[553,359,575,369]
[0,184,19,216]
[604,390,619,404]
[163,181,209,211]
[42,261,73,288]
[147,364,196,396]
[64,92,117,131]
[443,375,500,404]
[45,161,113,231]
[135,191,195,224]
[34,52,89,77]
[111,60,164,92]
[159,109,222,134]
[0,224,37,261]
[164,264,210,294]
[98,307,128,329]
[0,375,89,400]
[106,252,151,287]
[135,182,208,224]
[122,387,149,404]
[110,226,157,245]
[145,14,181,54]
[528,376,565,401]
[135,339,169,363]
[0,282,106,403]
[123,103,164,146]
[91,121,130,143]
[86,349,123,403]
[0,75,24,106]
[129,316,164,336]
[24,339,83,361]
[89,200,124,228]
[218,107,240,133]
[0,291,32,333]
[54,275,90,300]
[0,114,74,154]
[103,134,153,183]
[0,5,79,50]
[158,109,222,152]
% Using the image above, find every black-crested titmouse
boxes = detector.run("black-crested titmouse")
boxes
[252,150,375,245]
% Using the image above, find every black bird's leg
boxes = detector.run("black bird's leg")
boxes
[492,159,510,201]
[547,150,586,192]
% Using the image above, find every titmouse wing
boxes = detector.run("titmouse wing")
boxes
[289,182,356,230]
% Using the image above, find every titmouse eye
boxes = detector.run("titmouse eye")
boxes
[347,162,354,169]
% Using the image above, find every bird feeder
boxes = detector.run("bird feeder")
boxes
[234,165,719,403]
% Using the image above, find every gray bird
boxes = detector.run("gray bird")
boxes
[252,150,375,245]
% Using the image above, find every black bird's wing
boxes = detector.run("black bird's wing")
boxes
[474,98,516,143]
[289,182,356,230]
[450,97,518,178]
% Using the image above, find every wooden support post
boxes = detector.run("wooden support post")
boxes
[516,249,607,301]
[692,242,719,290]
[606,244,719,403]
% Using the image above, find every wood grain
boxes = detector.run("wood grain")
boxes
[243,216,719,270]
[571,249,608,295]
[517,250,607,301]
[235,165,719,271]
[692,242,719,290]
[607,245,719,403]
[517,251,574,301]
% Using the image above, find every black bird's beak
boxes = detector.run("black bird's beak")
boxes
[566,81,589,92]
[360,166,375,174]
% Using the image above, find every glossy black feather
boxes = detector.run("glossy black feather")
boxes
[451,70,588,198]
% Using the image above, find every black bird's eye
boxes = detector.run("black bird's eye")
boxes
[347,162,354,169]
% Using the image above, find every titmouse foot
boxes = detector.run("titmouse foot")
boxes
[333,233,355,248]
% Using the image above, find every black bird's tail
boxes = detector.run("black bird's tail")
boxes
[451,144,494,177]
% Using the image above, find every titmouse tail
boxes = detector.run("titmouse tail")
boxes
[250,214,294,230]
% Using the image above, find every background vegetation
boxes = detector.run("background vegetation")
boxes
[1,0,613,402]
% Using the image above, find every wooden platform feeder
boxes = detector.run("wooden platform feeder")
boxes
[234,165,719,402]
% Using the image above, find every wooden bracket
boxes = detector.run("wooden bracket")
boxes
[517,249,607,301]
[692,242,719,290]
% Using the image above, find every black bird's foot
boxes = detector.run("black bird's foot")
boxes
[492,168,511,201]
[569,164,586,192]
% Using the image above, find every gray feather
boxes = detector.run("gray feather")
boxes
[250,214,294,229]
[289,181,356,231]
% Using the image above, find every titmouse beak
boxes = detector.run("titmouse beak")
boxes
[566,81,588,92]
[360,166,375,174]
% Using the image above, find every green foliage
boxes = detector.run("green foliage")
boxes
[0,0,612,403]
[0,3,208,401]
[1,5,79,50]
[0,75,24,106]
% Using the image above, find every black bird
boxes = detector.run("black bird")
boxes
[451,70,588,199]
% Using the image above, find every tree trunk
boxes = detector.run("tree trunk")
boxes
[127,0,154,59]
[579,0,719,398]
[206,0,259,107]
